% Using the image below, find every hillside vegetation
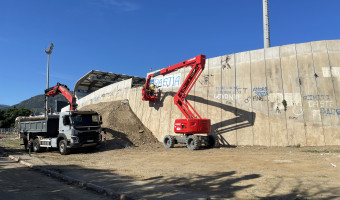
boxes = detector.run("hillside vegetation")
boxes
[0,107,32,128]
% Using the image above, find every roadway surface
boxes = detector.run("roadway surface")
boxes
[0,156,110,200]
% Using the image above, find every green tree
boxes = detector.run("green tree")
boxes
[0,107,32,128]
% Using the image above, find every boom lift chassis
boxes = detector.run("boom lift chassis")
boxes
[142,55,215,150]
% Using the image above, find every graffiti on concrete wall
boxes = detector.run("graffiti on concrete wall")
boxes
[253,87,268,97]
[221,55,231,70]
[251,87,269,102]
[302,94,338,117]
[320,108,340,115]
[213,84,307,118]
[214,86,249,105]
[150,73,181,89]
[198,74,214,88]
[79,88,125,107]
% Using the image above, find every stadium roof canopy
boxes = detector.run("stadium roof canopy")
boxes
[74,70,145,99]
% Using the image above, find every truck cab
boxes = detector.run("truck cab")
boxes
[59,110,102,150]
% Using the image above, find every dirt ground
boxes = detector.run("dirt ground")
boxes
[1,135,340,199]
[1,101,340,199]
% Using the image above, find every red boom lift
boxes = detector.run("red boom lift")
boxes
[45,82,78,111]
[142,54,215,150]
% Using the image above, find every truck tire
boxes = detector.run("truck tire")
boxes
[59,140,70,155]
[163,135,175,148]
[33,138,41,152]
[186,135,200,150]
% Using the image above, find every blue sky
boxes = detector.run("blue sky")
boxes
[0,0,339,106]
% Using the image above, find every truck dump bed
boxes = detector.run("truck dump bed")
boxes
[19,115,59,137]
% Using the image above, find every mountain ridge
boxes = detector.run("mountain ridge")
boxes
[12,94,70,113]
[0,104,10,110]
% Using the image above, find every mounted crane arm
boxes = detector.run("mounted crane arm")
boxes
[45,82,78,110]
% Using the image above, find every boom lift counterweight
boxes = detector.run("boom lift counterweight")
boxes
[142,55,215,150]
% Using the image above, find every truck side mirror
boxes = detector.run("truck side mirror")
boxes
[63,116,70,126]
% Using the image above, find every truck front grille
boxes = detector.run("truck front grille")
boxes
[78,132,99,143]
[75,127,99,131]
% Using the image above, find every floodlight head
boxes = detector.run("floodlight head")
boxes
[45,43,54,54]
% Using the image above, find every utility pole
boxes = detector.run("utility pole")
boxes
[263,0,271,48]
[45,43,54,118]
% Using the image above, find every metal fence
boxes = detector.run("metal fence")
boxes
[0,128,16,134]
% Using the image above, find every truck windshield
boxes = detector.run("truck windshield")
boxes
[71,114,100,126]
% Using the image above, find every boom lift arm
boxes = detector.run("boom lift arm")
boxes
[143,54,206,119]
[142,55,213,150]
[45,82,78,110]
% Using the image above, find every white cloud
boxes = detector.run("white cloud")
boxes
[97,0,140,12]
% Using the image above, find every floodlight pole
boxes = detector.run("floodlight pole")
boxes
[263,0,271,48]
[45,43,54,118]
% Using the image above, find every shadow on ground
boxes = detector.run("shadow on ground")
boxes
[33,164,262,199]
[14,163,338,200]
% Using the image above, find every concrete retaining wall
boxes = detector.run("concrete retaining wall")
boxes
[61,79,132,112]
[79,40,340,146]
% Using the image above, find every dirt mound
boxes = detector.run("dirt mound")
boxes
[80,100,159,148]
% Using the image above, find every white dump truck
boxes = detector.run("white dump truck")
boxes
[18,110,102,155]
[17,83,102,155]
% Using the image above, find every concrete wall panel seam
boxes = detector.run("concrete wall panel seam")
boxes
[264,48,271,146]
[293,43,308,146]
[325,41,340,119]
[234,53,238,145]
[310,42,326,145]
[249,51,255,146]
[278,47,289,145]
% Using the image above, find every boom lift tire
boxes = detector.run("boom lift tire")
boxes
[59,140,70,155]
[163,135,175,148]
[33,138,41,152]
[206,135,216,148]
[186,135,200,150]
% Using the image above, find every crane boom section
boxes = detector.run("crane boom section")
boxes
[45,82,78,110]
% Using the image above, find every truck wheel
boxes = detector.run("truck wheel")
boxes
[59,140,70,155]
[33,138,41,152]
[206,135,216,148]
[163,135,175,148]
[186,135,200,150]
